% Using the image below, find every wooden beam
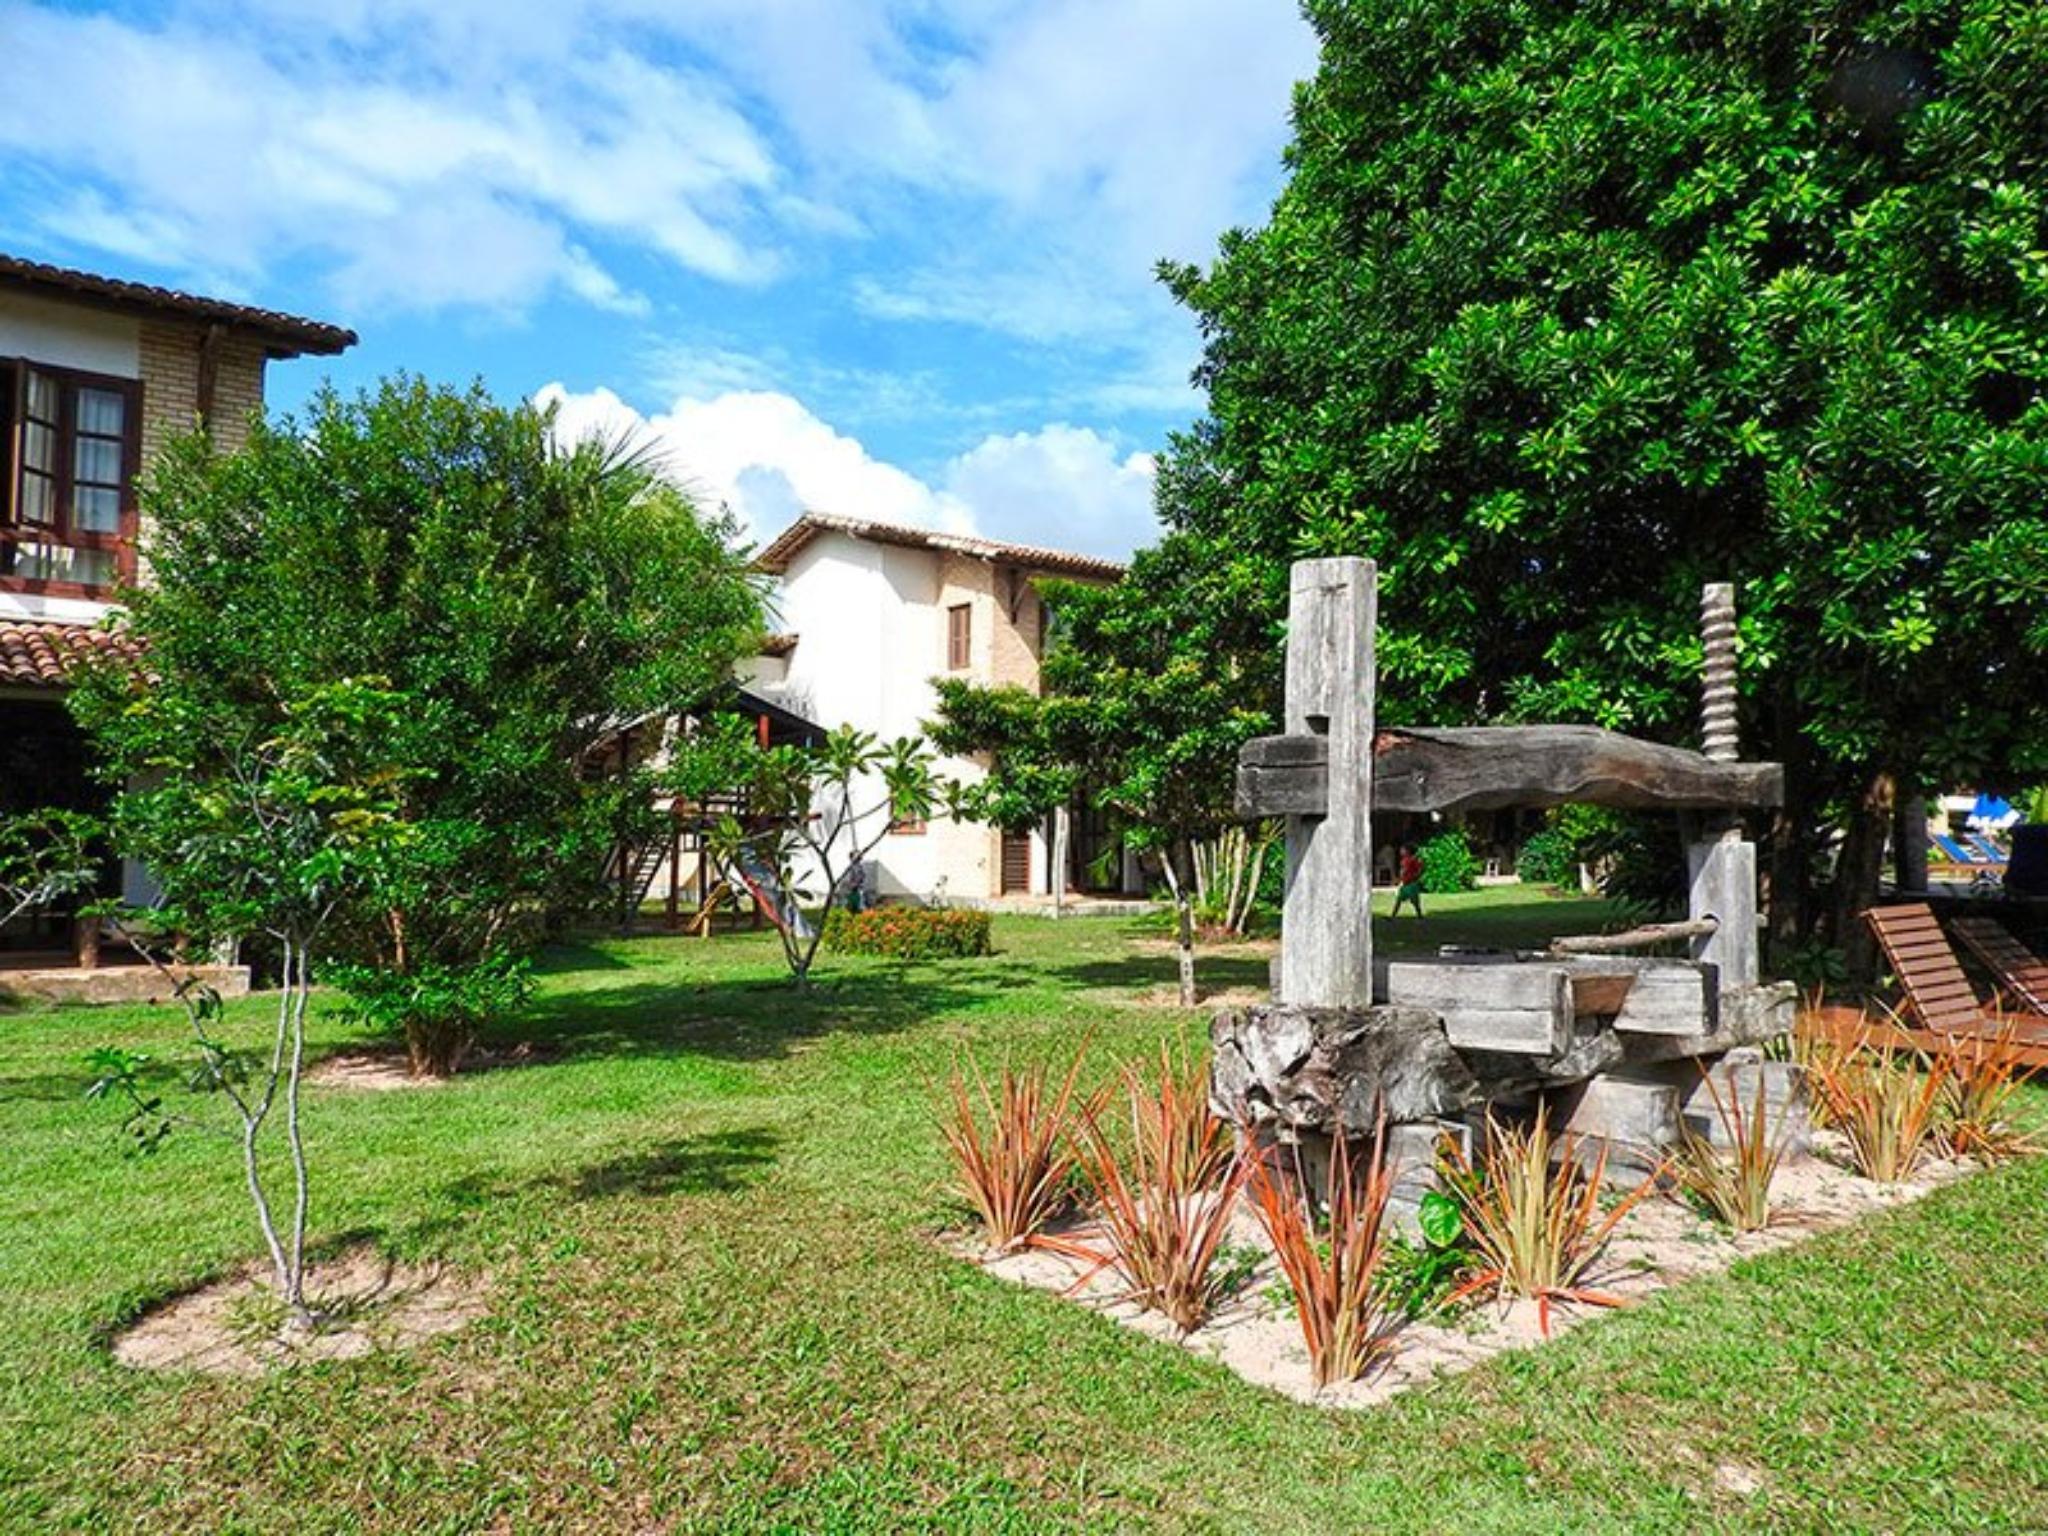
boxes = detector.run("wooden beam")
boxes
[1238,724,1783,819]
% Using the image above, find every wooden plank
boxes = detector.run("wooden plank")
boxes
[1385,960,1573,1056]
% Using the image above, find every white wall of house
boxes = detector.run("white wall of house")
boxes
[757,527,1101,903]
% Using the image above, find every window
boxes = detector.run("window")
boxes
[1,361,140,594]
[946,602,972,671]
[889,816,927,836]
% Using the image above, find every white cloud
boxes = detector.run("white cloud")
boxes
[537,382,1157,561]
[0,0,1308,344]
[0,1,780,312]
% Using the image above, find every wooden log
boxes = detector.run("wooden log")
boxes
[1551,919,1717,955]
[1238,725,1783,819]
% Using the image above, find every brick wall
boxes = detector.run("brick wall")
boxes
[137,320,269,467]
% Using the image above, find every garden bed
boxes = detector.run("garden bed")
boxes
[972,1138,1971,1409]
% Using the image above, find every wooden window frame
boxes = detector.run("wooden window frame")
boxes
[946,601,972,672]
[0,358,143,598]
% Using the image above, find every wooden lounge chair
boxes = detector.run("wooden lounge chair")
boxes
[1864,903,1986,1034]
[1951,916,2048,1016]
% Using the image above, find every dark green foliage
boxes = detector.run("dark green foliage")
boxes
[1155,0,2048,945]
[820,906,994,962]
[1418,829,1481,894]
[1515,829,1579,888]
[70,378,762,1073]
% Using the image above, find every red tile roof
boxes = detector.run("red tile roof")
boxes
[0,253,356,359]
[0,619,141,689]
[754,511,1126,581]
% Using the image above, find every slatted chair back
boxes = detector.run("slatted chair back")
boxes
[1951,917,2048,1017]
[1865,903,1983,1034]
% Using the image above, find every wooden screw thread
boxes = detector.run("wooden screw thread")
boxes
[1700,583,1738,763]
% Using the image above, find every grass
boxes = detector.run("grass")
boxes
[0,888,2044,1530]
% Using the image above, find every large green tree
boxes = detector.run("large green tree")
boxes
[1158,0,2048,963]
[73,377,763,1072]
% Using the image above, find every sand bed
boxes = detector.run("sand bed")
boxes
[976,1137,1969,1409]
[112,1248,488,1377]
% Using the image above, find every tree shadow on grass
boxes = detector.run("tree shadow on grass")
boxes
[559,1127,781,1199]
[1038,950,1277,1001]
[500,961,1039,1067]
[393,1125,783,1251]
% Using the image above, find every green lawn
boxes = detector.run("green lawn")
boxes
[2,891,2044,1531]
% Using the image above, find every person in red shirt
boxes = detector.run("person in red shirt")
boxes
[1392,844,1425,918]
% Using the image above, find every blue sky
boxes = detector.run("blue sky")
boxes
[0,0,1315,558]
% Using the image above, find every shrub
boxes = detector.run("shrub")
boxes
[940,1049,1096,1252]
[1514,828,1578,889]
[1806,1023,1948,1182]
[328,951,533,1078]
[1439,1105,1660,1335]
[1417,829,1480,894]
[821,905,993,961]
[1678,1069,1793,1233]
[1044,1045,1247,1333]
[1247,1131,1401,1387]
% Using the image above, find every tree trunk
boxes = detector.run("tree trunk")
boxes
[1168,837,1199,1007]
[1765,684,1812,953]
[1829,768,1896,983]
[1893,794,1928,894]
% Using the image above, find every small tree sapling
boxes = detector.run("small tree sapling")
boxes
[63,680,412,1326]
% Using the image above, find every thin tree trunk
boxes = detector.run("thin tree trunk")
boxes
[245,936,295,1310]
[285,941,312,1318]
[1162,838,1199,1007]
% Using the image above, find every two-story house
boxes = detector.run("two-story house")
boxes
[0,254,354,966]
[744,511,1145,905]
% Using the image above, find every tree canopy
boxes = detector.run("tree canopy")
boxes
[1156,0,2048,946]
[72,376,764,1070]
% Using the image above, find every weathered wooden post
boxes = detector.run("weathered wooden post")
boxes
[1277,558,1378,1008]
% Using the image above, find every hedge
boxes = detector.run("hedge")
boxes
[820,905,994,961]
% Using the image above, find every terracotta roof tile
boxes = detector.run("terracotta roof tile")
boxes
[754,511,1126,581]
[0,253,356,358]
[0,619,141,689]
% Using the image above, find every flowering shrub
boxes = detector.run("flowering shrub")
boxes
[822,905,993,961]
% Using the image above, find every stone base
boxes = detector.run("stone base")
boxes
[0,964,251,1007]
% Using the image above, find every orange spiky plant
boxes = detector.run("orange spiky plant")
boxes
[1805,1021,1949,1183]
[1936,1015,2040,1163]
[1438,1104,1660,1336]
[1043,1044,1247,1333]
[1245,1127,1402,1388]
[939,1047,1095,1252]
[1677,1067,1794,1234]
